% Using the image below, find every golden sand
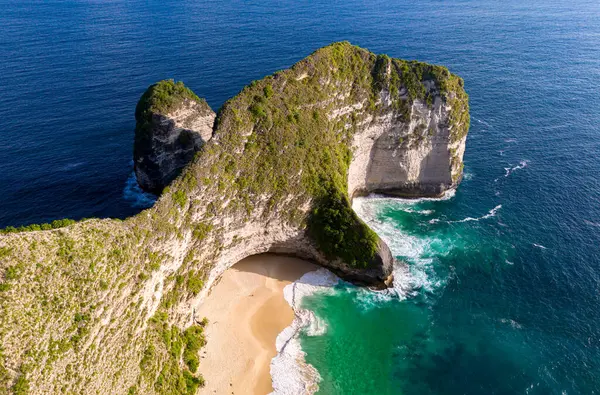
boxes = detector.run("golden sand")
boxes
[196,254,317,394]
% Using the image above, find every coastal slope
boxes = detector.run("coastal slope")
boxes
[0,42,468,394]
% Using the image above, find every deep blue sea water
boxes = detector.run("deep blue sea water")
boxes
[1,0,600,393]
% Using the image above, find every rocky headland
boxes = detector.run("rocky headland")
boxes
[134,82,216,194]
[0,42,468,394]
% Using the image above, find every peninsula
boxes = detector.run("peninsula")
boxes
[0,42,468,394]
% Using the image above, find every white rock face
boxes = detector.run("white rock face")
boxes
[134,98,216,194]
[348,96,467,198]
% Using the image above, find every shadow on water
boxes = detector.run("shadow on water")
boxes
[0,165,157,229]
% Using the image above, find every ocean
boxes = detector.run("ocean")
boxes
[1,0,599,393]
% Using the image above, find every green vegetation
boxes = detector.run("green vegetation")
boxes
[143,312,206,395]
[12,374,29,395]
[192,222,213,241]
[172,190,187,209]
[0,218,76,234]
[186,271,204,296]
[182,325,206,373]
[136,79,203,119]
[134,79,208,162]
[308,187,379,268]
[182,42,467,267]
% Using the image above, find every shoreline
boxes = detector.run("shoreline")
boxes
[271,268,340,394]
[196,254,318,394]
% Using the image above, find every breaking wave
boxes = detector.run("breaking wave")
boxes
[123,172,157,208]
[504,160,529,178]
[271,269,339,395]
[274,193,509,393]
[495,160,529,182]
[500,318,522,329]
[431,204,502,224]
[353,196,459,298]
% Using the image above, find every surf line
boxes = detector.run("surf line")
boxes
[495,160,529,182]
[429,204,502,224]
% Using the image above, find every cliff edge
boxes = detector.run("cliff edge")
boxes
[134,80,216,194]
[0,42,468,394]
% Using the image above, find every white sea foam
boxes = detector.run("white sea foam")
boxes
[270,269,339,395]
[397,208,434,215]
[360,189,455,206]
[503,160,529,178]
[353,286,395,309]
[446,205,502,223]
[584,220,600,227]
[273,194,471,391]
[353,196,453,296]
[500,318,522,329]
[473,117,493,128]
[123,172,157,208]
[429,205,502,224]
[60,161,86,171]
[504,138,517,143]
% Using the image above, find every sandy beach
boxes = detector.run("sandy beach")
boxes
[196,254,317,395]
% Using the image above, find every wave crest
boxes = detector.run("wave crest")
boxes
[504,160,529,178]
[439,204,502,224]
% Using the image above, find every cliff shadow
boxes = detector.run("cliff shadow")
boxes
[231,253,319,283]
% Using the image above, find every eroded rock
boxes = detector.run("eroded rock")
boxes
[134,80,216,194]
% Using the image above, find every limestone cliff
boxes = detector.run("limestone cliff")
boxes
[0,42,468,394]
[134,80,216,194]
[348,78,468,198]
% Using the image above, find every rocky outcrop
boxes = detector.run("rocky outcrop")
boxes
[134,80,216,194]
[348,90,467,198]
[0,42,468,394]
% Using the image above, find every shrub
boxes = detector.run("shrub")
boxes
[172,191,187,209]
[12,375,29,395]
[0,218,76,234]
[146,313,206,395]
[249,102,267,119]
[183,370,204,393]
[263,84,273,98]
[192,222,213,241]
[186,272,204,296]
[183,325,206,373]
[308,187,379,268]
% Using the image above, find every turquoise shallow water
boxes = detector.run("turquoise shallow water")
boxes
[301,187,600,394]
[1,0,600,393]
